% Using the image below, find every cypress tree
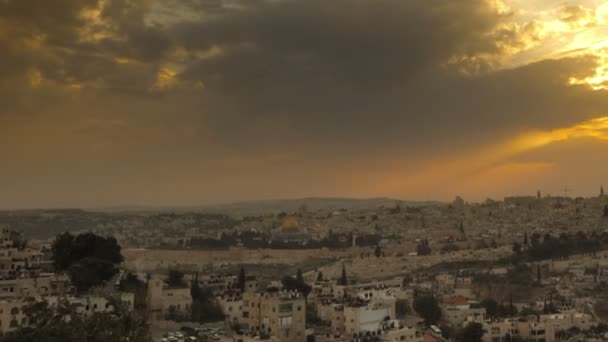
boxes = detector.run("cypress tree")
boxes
[238,266,246,292]
[339,263,347,286]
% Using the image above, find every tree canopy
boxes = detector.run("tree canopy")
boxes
[417,239,431,256]
[338,263,348,286]
[52,232,123,292]
[516,232,601,261]
[282,269,312,298]
[238,266,246,292]
[457,323,484,342]
[0,297,150,342]
[189,279,224,323]
[166,270,186,288]
[413,295,441,325]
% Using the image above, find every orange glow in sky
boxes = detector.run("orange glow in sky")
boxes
[377,116,608,198]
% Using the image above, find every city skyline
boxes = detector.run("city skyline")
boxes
[1,0,608,208]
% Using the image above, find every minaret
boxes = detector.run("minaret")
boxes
[601,186,605,198]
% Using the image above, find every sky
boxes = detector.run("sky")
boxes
[1,0,608,209]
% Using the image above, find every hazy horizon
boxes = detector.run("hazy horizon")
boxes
[1,189,605,211]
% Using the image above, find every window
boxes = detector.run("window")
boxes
[279,316,293,327]
[279,303,292,313]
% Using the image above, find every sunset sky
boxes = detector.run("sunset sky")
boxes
[1,0,608,208]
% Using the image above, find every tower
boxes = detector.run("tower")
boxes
[146,274,164,314]
[601,186,605,198]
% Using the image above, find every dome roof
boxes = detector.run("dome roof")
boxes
[280,217,300,232]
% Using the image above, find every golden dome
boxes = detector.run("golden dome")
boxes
[281,217,300,232]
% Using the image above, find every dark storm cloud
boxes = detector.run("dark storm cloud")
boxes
[177,0,507,86]
[0,0,606,154]
[0,0,98,42]
[168,0,607,153]
[98,0,173,62]
[0,0,171,95]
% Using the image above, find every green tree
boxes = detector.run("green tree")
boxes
[417,239,431,256]
[480,298,498,318]
[119,273,147,309]
[1,296,151,342]
[374,245,382,258]
[190,281,224,323]
[296,268,304,284]
[496,296,518,318]
[68,258,118,292]
[52,232,75,271]
[458,323,484,342]
[306,303,321,327]
[338,263,348,286]
[395,299,410,318]
[413,295,441,326]
[282,269,312,299]
[191,273,201,301]
[166,270,185,287]
[238,266,246,292]
[51,232,123,292]
[512,242,522,254]
[402,274,413,288]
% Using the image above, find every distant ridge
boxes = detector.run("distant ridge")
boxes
[89,197,441,215]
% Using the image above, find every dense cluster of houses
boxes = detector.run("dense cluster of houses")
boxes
[0,224,134,335]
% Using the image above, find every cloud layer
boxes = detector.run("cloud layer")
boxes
[1,0,607,208]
